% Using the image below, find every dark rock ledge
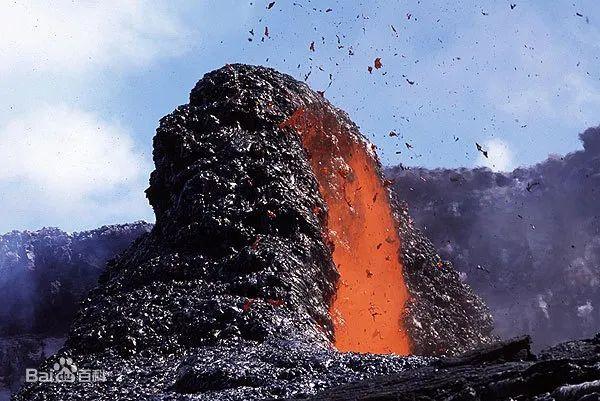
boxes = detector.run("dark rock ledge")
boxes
[303,334,600,401]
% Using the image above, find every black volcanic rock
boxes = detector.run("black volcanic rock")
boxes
[15,64,492,400]
[304,334,600,401]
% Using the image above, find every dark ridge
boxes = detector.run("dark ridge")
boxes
[304,334,600,401]
[387,125,600,350]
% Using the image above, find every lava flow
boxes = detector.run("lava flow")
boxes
[281,106,411,355]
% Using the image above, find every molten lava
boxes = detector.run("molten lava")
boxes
[281,106,411,355]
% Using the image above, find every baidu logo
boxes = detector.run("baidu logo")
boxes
[25,357,107,383]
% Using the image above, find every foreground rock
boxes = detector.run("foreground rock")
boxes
[305,334,600,401]
[16,64,492,400]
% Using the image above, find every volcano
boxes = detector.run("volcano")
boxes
[15,64,502,400]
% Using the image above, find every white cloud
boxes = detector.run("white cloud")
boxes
[476,138,514,172]
[0,105,153,231]
[0,1,188,231]
[577,301,593,319]
[0,105,143,196]
[0,1,187,74]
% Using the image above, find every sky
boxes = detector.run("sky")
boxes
[0,0,598,232]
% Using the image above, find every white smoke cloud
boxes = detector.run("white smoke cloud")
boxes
[0,1,187,75]
[476,138,514,172]
[0,105,152,231]
[577,301,593,319]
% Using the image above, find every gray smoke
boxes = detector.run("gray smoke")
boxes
[387,126,600,350]
[0,222,152,336]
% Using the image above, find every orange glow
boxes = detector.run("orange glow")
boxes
[281,106,411,355]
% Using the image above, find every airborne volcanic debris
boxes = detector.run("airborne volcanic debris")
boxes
[16,64,493,400]
[475,142,489,158]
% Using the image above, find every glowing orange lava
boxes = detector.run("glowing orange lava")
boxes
[281,106,411,355]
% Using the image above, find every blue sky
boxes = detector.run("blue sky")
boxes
[0,0,598,232]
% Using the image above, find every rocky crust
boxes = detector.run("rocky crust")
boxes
[304,334,600,401]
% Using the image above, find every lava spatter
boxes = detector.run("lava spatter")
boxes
[281,106,410,355]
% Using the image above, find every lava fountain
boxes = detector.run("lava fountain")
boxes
[282,106,411,355]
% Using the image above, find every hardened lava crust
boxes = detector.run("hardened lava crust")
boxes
[303,335,600,401]
[15,64,493,401]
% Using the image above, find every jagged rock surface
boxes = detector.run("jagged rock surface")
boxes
[0,223,151,399]
[304,335,600,401]
[16,64,492,400]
